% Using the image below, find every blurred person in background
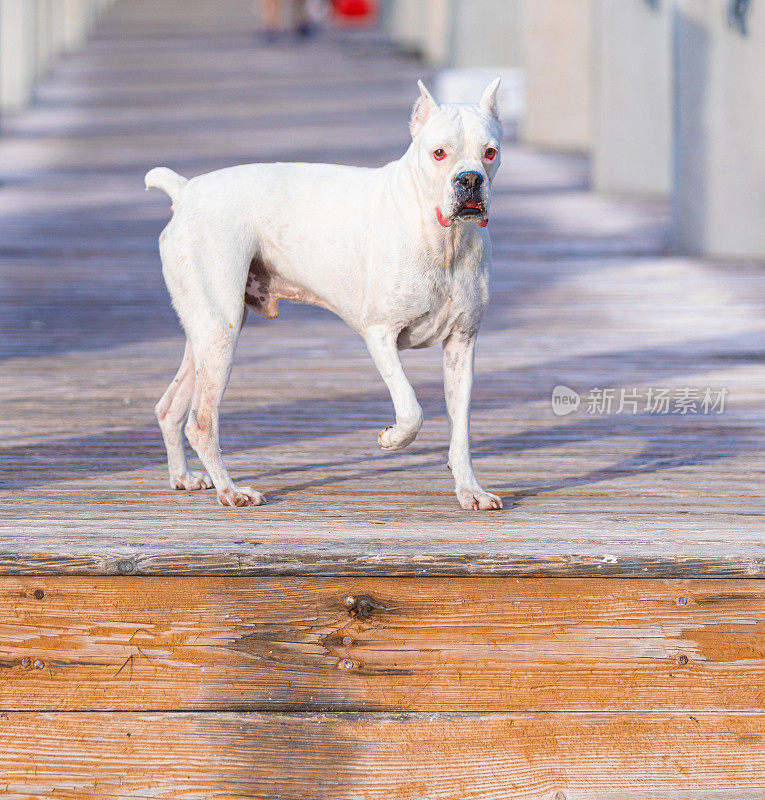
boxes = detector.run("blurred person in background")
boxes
[257,0,314,42]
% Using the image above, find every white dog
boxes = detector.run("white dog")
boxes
[146,79,503,511]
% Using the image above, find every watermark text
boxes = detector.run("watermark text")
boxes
[551,385,728,417]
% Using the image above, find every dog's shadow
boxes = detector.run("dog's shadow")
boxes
[1,332,752,516]
[245,411,742,510]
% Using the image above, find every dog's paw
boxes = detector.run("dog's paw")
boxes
[171,471,214,491]
[456,487,503,511]
[378,418,421,451]
[217,485,266,508]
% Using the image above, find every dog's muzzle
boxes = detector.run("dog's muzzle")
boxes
[437,170,489,228]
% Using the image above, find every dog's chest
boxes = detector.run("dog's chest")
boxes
[395,254,488,350]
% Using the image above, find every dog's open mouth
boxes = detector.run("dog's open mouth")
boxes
[436,202,489,228]
[457,201,485,218]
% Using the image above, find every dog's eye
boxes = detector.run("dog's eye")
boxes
[484,147,497,161]
[432,148,447,161]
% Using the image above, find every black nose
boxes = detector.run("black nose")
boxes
[454,170,484,190]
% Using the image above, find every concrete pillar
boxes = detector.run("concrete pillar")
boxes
[421,0,452,67]
[1,0,109,114]
[62,0,90,52]
[0,0,38,111]
[49,0,69,59]
[673,0,765,258]
[87,0,100,28]
[449,0,524,68]
[592,0,671,196]
[86,0,112,29]
[522,0,593,152]
[402,0,526,70]
[388,0,427,55]
[388,1,525,69]
[35,0,55,78]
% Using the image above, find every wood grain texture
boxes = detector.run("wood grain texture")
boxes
[1,711,763,799]
[0,1,763,578]
[2,576,764,711]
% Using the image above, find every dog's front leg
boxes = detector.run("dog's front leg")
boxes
[443,332,502,510]
[364,325,423,450]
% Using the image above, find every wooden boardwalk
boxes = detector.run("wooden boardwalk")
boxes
[0,2,764,797]
[0,1,762,577]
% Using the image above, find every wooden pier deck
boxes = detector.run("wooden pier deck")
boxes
[0,1,764,797]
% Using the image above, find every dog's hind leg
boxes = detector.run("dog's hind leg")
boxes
[159,222,263,507]
[364,325,423,450]
[155,340,213,491]
[184,317,266,508]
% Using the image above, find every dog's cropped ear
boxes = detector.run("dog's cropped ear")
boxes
[479,76,501,120]
[410,79,438,138]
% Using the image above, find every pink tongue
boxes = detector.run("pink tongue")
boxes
[436,207,452,227]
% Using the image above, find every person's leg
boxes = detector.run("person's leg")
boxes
[292,0,312,38]
[259,0,282,41]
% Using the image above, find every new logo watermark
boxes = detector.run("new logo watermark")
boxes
[551,385,581,416]
[551,386,728,417]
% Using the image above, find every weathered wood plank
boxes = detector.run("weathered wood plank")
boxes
[2,577,764,711]
[2,550,765,578]
[1,711,763,799]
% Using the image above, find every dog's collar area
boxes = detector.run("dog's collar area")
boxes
[436,206,489,228]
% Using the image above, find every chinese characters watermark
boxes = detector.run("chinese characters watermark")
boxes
[551,385,728,417]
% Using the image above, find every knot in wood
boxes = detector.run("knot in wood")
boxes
[346,595,385,618]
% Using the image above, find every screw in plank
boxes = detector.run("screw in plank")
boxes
[21,658,31,668]
[678,654,689,665]
[344,596,356,607]
[33,589,45,600]
[342,636,353,646]
[677,596,687,606]
[33,660,45,670]
[341,659,354,670]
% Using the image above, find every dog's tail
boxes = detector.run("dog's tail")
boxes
[144,167,188,204]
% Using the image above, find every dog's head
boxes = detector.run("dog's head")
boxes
[409,78,502,229]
